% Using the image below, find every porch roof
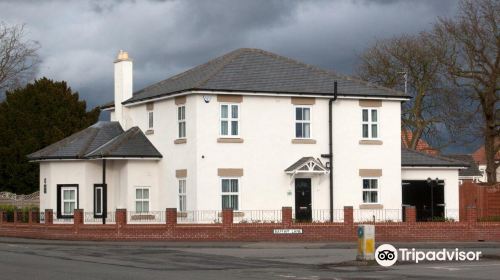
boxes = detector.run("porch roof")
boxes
[285,157,329,174]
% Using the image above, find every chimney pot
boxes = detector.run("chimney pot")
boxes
[116,50,130,62]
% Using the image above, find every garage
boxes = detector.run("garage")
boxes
[402,179,444,221]
[401,149,468,221]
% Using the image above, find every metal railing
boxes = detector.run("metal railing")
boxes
[291,209,345,223]
[354,209,402,222]
[312,209,345,223]
[233,210,282,223]
[84,212,116,224]
[127,211,165,224]
[177,210,221,224]
[52,213,73,224]
[39,212,45,224]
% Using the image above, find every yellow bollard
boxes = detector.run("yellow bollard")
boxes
[356,224,375,261]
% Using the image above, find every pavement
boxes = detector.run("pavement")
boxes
[0,237,500,279]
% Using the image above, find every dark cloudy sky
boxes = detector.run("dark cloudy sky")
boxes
[0,0,459,109]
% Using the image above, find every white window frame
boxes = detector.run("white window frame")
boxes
[220,177,240,210]
[362,108,379,139]
[135,187,150,213]
[219,103,240,137]
[94,185,103,216]
[177,105,186,139]
[294,106,312,139]
[61,186,77,216]
[148,110,154,129]
[362,178,379,204]
[178,179,187,212]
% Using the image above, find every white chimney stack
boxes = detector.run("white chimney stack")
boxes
[114,50,133,128]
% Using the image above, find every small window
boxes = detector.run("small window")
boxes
[148,111,154,129]
[295,106,311,138]
[61,187,77,216]
[362,109,378,139]
[178,179,186,212]
[221,178,239,210]
[135,188,150,213]
[220,104,239,136]
[178,106,186,138]
[362,179,378,203]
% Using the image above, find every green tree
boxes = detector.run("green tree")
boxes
[0,77,100,194]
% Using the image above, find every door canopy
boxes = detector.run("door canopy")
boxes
[285,157,329,175]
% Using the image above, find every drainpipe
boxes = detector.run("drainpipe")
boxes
[322,81,338,222]
[102,158,107,225]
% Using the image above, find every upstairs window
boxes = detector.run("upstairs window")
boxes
[221,178,239,210]
[362,179,379,203]
[148,111,154,129]
[295,106,311,138]
[178,106,186,138]
[220,104,239,137]
[362,109,378,139]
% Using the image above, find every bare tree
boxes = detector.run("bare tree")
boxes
[356,34,452,152]
[429,0,499,183]
[0,22,40,92]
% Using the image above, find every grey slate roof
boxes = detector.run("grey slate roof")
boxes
[401,149,469,168]
[86,127,162,159]
[103,48,408,108]
[443,154,482,177]
[28,122,161,160]
[27,122,124,160]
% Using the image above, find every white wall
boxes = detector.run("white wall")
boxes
[120,93,403,216]
[401,168,460,221]
[124,95,197,211]
[44,92,465,224]
[331,99,402,211]
[194,94,331,211]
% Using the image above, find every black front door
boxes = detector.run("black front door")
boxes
[295,178,312,222]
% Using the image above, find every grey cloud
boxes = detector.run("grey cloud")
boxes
[0,0,458,111]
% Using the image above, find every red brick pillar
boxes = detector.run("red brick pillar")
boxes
[282,207,292,227]
[166,208,177,226]
[404,206,416,223]
[0,211,4,224]
[73,209,84,226]
[45,209,53,225]
[13,211,19,224]
[115,209,127,228]
[222,208,233,227]
[344,206,353,225]
[466,207,477,224]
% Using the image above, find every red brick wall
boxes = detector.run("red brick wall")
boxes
[0,207,499,242]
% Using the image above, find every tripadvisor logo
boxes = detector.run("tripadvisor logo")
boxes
[375,244,482,267]
[375,244,398,267]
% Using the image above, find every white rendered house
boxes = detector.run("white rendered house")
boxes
[28,49,468,223]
